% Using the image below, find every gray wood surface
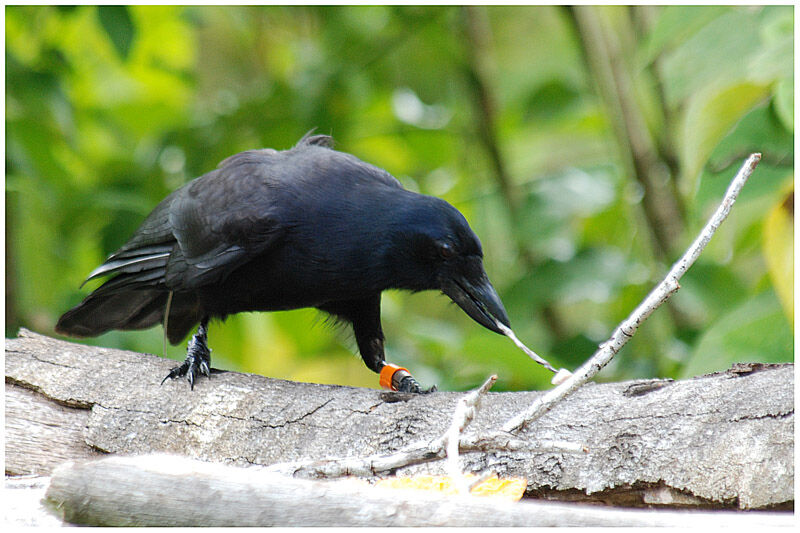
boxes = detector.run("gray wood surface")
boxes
[41,455,793,527]
[6,328,794,516]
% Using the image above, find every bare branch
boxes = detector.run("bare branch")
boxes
[502,153,762,433]
[444,374,496,493]
[265,431,585,480]
[459,435,587,455]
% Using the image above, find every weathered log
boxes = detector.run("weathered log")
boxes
[40,454,792,527]
[5,329,794,515]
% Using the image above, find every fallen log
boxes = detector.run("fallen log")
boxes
[5,328,794,517]
[40,454,792,527]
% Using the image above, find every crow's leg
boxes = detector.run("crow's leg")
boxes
[320,295,435,393]
[162,317,211,390]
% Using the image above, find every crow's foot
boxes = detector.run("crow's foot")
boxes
[380,363,437,394]
[162,322,211,390]
[396,374,438,394]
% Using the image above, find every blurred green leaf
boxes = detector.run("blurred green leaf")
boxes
[675,263,748,326]
[706,103,793,174]
[773,79,794,133]
[97,6,135,60]
[641,5,730,66]
[682,290,792,378]
[749,6,794,84]
[660,8,762,107]
[679,82,769,197]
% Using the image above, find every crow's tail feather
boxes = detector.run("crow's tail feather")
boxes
[55,286,201,345]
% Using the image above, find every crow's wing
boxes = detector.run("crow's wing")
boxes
[81,191,179,290]
[164,149,286,290]
[83,148,285,293]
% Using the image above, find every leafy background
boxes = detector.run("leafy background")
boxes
[6,5,793,391]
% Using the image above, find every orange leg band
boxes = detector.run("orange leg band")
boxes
[379,363,409,391]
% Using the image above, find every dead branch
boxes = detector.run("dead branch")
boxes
[39,454,793,527]
[502,153,762,433]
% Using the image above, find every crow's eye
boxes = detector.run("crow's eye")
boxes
[438,242,454,259]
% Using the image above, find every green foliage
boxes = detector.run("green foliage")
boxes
[6,6,793,391]
[682,290,792,378]
[97,6,135,60]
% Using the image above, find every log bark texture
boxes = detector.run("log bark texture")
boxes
[5,329,794,515]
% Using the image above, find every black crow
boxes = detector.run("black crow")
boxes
[55,133,510,392]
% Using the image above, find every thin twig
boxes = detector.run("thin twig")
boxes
[459,435,587,455]
[444,374,496,493]
[496,323,557,373]
[264,433,585,480]
[502,153,762,433]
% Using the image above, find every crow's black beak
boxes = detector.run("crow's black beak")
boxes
[442,269,510,334]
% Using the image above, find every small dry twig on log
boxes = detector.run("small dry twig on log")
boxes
[458,434,586,454]
[444,374,496,493]
[502,153,762,433]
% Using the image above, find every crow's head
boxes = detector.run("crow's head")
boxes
[389,195,510,334]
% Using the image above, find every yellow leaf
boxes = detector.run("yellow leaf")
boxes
[679,82,769,197]
[375,474,527,501]
[763,183,794,325]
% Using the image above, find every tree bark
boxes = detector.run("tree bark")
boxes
[5,329,794,521]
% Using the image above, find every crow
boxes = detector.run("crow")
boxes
[55,133,510,392]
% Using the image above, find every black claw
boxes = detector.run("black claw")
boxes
[161,363,189,386]
[396,375,420,393]
[395,375,437,394]
[161,321,212,389]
